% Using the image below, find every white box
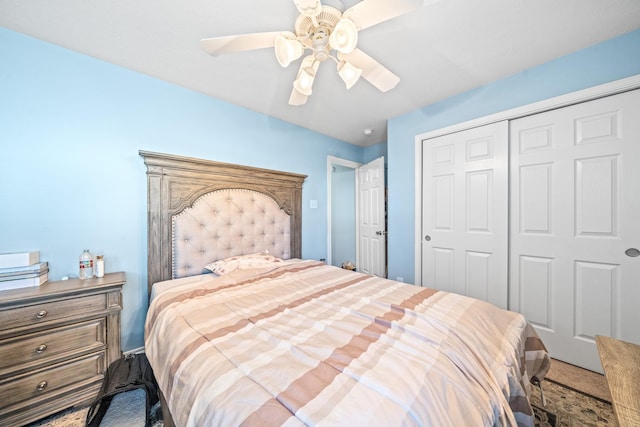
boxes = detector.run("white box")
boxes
[0,273,48,291]
[0,262,49,291]
[0,251,40,269]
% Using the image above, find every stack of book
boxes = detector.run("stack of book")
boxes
[0,251,49,291]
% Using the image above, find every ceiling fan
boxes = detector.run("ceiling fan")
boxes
[200,0,424,106]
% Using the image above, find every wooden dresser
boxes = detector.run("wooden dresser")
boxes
[0,272,125,426]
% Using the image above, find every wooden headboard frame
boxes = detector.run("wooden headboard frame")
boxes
[139,150,306,294]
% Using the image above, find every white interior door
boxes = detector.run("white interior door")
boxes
[510,89,640,372]
[421,122,509,308]
[358,157,386,277]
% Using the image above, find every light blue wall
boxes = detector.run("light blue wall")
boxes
[363,142,387,164]
[0,28,363,351]
[387,29,640,284]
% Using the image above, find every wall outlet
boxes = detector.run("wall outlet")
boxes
[396,277,404,282]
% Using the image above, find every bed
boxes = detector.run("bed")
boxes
[140,151,550,427]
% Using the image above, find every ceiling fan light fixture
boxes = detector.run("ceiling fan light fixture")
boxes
[293,0,322,18]
[275,35,303,68]
[201,0,413,106]
[329,18,358,54]
[337,60,362,89]
[294,66,316,96]
[288,88,308,106]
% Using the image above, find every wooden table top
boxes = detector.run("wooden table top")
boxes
[596,335,640,427]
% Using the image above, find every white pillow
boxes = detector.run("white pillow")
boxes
[204,252,283,276]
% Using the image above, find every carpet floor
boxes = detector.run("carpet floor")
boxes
[26,398,164,427]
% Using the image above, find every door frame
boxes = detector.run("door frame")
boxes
[327,155,361,266]
[413,74,640,286]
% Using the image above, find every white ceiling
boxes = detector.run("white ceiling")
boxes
[2,0,640,146]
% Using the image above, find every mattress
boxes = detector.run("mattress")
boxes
[145,260,549,427]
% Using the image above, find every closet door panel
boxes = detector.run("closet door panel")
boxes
[421,121,509,309]
[510,89,640,372]
[518,255,552,328]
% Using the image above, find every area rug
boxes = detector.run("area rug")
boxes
[533,403,560,427]
[529,380,617,427]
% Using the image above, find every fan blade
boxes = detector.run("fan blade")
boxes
[344,0,423,31]
[341,49,400,92]
[200,31,289,56]
[289,88,309,106]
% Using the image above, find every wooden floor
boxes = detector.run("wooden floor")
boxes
[545,358,611,402]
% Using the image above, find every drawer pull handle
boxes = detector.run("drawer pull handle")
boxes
[35,310,48,319]
[36,344,48,354]
[36,381,48,392]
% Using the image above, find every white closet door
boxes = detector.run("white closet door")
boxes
[510,89,640,372]
[421,121,509,308]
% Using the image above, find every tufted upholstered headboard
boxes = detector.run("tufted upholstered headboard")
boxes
[140,151,306,294]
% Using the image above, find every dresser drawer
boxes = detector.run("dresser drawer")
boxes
[0,319,106,376]
[0,293,107,333]
[0,352,105,411]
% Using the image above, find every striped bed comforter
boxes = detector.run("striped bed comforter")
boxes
[145,260,549,427]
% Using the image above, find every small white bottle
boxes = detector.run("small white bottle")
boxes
[95,255,105,278]
[79,249,94,280]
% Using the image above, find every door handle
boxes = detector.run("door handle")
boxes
[375,230,387,236]
[626,248,640,257]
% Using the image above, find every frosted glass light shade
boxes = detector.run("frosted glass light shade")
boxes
[329,19,358,54]
[337,61,362,89]
[293,67,316,96]
[289,88,308,106]
[294,0,322,17]
[275,36,303,68]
